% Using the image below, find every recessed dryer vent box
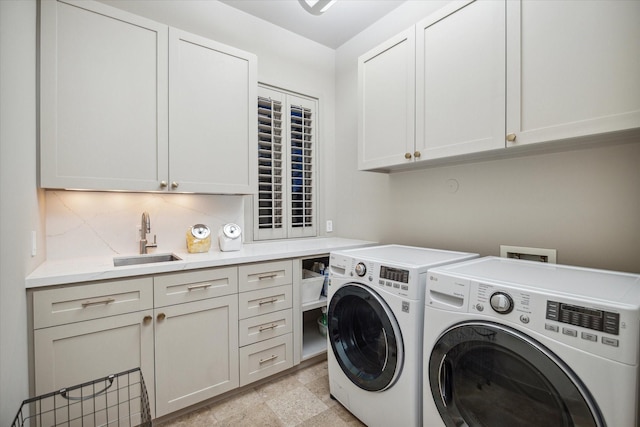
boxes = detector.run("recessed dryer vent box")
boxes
[500,245,557,264]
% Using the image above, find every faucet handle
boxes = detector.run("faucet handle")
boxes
[146,234,158,249]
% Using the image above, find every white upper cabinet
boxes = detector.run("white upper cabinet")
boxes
[505,0,640,147]
[416,0,506,160]
[40,0,257,194]
[358,0,640,171]
[169,29,257,194]
[40,0,168,191]
[358,28,415,170]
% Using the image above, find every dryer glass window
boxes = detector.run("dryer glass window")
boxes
[328,284,403,392]
[429,322,603,427]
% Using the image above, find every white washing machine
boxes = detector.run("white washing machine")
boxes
[423,256,640,427]
[327,245,478,427]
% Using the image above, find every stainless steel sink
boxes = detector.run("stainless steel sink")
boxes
[113,253,182,267]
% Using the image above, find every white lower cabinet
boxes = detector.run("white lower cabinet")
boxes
[31,277,156,416]
[154,295,239,417]
[31,258,309,420]
[238,260,294,386]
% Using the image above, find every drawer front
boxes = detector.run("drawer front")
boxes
[239,334,293,387]
[238,260,292,292]
[239,309,293,347]
[154,266,238,307]
[239,285,292,320]
[33,277,153,329]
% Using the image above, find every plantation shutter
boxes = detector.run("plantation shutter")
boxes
[255,86,317,240]
[256,89,286,240]
[287,97,316,238]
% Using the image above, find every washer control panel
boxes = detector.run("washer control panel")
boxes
[329,253,423,300]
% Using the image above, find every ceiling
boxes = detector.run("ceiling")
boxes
[219,0,407,49]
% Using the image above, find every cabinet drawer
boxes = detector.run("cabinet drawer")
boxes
[239,309,293,347]
[154,266,238,307]
[239,285,292,320]
[33,277,153,329]
[238,260,292,292]
[239,334,293,387]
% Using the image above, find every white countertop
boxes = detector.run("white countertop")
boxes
[26,237,376,288]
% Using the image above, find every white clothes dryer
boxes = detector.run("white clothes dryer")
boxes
[423,256,640,427]
[327,245,478,427]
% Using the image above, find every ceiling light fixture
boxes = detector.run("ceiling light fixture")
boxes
[298,0,338,16]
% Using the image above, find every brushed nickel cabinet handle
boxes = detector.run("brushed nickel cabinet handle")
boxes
[258,323,279,332]
[171,181,179,189]
[258,273,278,280]
[187,283,212,291]
[506,133,517,142]
[143,315,152,325]
[81,298,115,308]
[259,354,278,364]
[157,313,166,321]
[160,181,168,188]
[258,298,279,306]
[414,151,421,158]
[404,152,412,159]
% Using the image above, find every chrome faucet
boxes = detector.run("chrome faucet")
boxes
[140,211,158,254]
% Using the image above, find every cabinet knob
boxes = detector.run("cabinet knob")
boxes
[506,133,517,142]
[404,152,412,159]
[160,181,168,188]
[157,313,166,321]
[143,315,152,325]
[414,151,421,158]
[171,181,179,189]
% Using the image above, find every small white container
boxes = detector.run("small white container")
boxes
[218,223,242,252]
[301,270,324,303]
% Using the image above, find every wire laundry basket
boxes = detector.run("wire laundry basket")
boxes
[12,367,152,427]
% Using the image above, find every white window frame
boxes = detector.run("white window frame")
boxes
[252,85,318,241]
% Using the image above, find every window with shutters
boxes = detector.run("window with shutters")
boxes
[255,85,318,240]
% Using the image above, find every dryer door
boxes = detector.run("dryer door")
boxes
[428,321,604,427]
[328,283,403,392]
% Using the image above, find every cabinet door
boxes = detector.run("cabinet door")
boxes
[154,295,239,417]
[40,0,168,191]
[358,27,416,170]
[34,310,156,417]
[506,0,640,146]
[416,0,506,159]
[169,28,258,194]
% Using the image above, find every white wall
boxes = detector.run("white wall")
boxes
[335,1,640,273]
[0,0,45,422]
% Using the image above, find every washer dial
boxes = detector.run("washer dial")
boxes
[490,292,514,314]
[354,262,367,277]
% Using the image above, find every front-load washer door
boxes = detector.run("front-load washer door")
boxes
[428,321,604,427]
[328,283,403,392]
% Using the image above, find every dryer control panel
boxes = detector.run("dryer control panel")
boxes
[426,271,638,365]
[546,301,620,335]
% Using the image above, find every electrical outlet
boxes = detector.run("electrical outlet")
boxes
[500,245,557,264]
[326,220,333,233]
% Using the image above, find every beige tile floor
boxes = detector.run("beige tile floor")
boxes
[157,360,366,427]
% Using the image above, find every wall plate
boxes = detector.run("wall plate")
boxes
[500,245,557,264]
